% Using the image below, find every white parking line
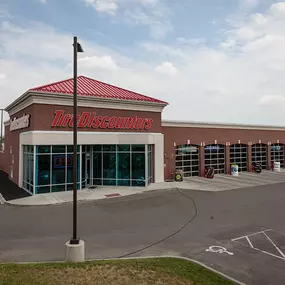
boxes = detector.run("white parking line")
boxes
[231,229,271,241]
[246,236,253,248]
[263,231,285,259]
[232,229,285,261]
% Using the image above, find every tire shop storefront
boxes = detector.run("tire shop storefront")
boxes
[3,76,167,195]
[163,121,285,180]
[3,75,285,195]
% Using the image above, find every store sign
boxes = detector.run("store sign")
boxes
[181,146,198,153]
[271,145,282,151]
[51,110,153,130]
[10,114,30,131]
[205,145,220,151]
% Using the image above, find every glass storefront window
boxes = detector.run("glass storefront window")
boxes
[93,145,102,152]
[52,154,66,184]
[132,153,145,181]
[118,153,130,180]
[103,153,116,180]
[148,146,152,185]
[93,152,102,179]
[103,145,116,152]
[37,146,51,153]
[36,186,51,194]
[131,145,145,152]
[37,155,50,185]
[118,180,130,186]
[23,145,34,194]
[66,155,80,184]
[67,145,80,153]
[82,152,86,188]
[24,143,153,195]
[52,185,66,192]
[118,145,130,152]
[52,145,66,153]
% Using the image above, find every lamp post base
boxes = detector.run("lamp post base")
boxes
[65,239,85,262]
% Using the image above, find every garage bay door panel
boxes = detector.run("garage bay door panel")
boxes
[175,145,199,177]
[230,144,248,172]
[252,144,267,169]
[271,144,284,168]
[204,144,225,174]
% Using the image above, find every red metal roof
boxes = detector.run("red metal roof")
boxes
[30,75,167,104]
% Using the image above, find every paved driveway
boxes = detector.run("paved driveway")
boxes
[1,183,285,285]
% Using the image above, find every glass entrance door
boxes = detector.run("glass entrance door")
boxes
[86,152,91,187]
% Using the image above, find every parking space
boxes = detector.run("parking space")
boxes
[232,229,285,261]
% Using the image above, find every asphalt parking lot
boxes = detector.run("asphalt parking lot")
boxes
[1,181,285,284]
[0,170,30,201]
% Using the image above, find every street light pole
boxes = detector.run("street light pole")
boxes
[70,36,79,245]
[69,36,83,246]
[66,36,85,263]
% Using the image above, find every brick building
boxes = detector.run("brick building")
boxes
[1,75,284,195]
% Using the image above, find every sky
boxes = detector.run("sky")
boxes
[1,0,285,125]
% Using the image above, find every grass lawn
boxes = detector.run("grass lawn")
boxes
[0,258,236,285]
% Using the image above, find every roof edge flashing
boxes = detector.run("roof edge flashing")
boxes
[162,120,285,130]
[29,91,168,107]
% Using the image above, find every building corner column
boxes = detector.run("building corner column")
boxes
[199,144,205,177]
[154,134,164,183]
[225,142,231,174]
[247,143,252,172]
[267,142,271,170]
[169,142,176,181]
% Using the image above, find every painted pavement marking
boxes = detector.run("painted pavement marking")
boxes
[231,229,285,261]
[263,231,285,259]
[206,246,234,256]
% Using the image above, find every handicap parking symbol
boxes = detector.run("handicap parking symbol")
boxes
[206,245,234,256]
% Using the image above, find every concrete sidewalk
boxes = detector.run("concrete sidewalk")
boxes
[6,183,176,206]
[5,169,285,206]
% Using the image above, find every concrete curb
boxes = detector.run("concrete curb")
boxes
[0,255,246,285]
[115,255,247,285]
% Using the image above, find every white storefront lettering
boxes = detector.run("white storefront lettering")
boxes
[10,114,30,131]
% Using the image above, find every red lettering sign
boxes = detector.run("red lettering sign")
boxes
[51,110,154,130]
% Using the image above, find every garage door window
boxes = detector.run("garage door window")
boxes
[204,144,225,174]
[175,145,199,177]
[230,144,248,172]
[271,144,284,168]
[252,143,267,169]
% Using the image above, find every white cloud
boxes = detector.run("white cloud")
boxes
[0,73,6,84]
[270,2,285,14]
[38,0,47,3]
[155,62,178,76]
[176,37,206,45]
[138,0,158,4]
[2,2,285,125]
[83,0,172,39]
[78,55,117,70]
[84,0,118,15]
[240,0,259,9]
[259,95,285,105]
[124,9,172,39]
